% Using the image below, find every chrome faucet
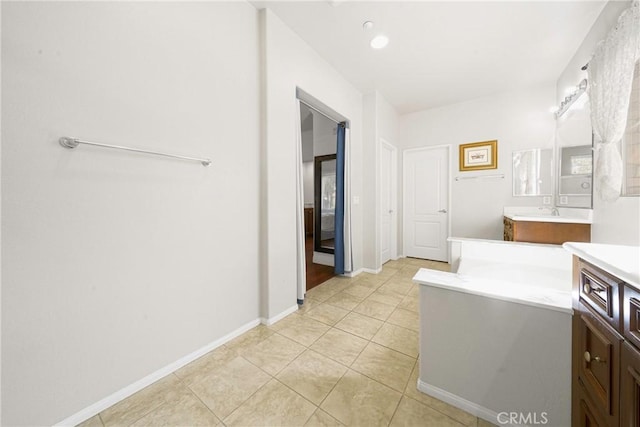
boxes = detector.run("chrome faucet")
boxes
[550,207,559,216]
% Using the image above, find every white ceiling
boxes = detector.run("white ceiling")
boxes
[251,0,607,114]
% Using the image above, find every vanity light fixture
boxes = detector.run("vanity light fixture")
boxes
[370,34,389,49]
[554,79,588,119]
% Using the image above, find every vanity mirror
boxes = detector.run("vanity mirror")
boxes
[314,154,336,254]
[512,149,553,196]
[557,144,593,208]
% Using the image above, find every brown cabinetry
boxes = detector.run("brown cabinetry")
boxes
[504,216,590,245]
[575,303,621,427]
[578,386,608,427]
[572,258,639,427]
[621,342,640,427]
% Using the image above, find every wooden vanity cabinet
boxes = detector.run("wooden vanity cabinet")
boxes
[578,385,608,427]
[574,302,622,427]
[572,258,639,427]
[504,216,590,245]
[621,342,640,427]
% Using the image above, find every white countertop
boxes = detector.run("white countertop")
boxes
[413,268,573,315]
[563,242,640,288]
[504,214,592,224]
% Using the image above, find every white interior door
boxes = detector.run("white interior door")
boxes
[403,146,449,262]
[380,140,397,265]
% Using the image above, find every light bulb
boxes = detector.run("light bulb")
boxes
[370,35,389,49]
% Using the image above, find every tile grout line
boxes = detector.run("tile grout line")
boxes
[215,355,276,425]
[92,261,445,427]
[183,382,224,426]
[401,393,474,427]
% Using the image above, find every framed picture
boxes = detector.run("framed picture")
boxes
[459,140,498,171]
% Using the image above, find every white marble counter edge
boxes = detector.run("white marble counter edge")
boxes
[413,270,573,315]
[504,214,592,224]
[563,242,640,288]
[447,236,563,248]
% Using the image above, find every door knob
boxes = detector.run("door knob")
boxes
[584,351,605,363]
[438,209,447,213]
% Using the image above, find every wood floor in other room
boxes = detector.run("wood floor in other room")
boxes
[306,236,335,291]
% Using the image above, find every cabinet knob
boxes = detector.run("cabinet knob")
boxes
[583,283,591,294]
[584,351,605,364]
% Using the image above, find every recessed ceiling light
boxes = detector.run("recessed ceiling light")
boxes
[363,21,374,30]
[370,35,389,49]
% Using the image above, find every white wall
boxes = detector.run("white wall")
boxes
[302,129,314,162]
[312,112,338,157]
[261,8,363,318]
[399,84,557,245]
[1,3,261,425]
[556,0,640,245]
[363,93,378,268]
[363,91,399,268]
[303,162,314,206]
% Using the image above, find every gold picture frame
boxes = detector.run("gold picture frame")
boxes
[459,140,498,171]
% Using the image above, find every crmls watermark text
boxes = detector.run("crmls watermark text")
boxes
[496,412,549,425]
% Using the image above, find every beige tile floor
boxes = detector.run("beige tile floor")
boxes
[79,258,495,427]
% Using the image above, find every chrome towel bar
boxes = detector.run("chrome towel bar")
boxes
[59,136,211,166]
[455,174,504,181]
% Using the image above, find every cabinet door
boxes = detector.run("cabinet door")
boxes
[622,342,640,427]
[577,385,607,427]
[623,285,640,350]
[577,304,622,426]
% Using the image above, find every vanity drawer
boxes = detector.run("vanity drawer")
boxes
[579,260,622,333]
[577,303,622,427]
[623,285,640,350]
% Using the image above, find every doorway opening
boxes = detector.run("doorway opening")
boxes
[295,88,353,302]
[299,103,337,290]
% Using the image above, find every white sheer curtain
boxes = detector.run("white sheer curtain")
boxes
[295,101,307,302]
[588,0,640,202]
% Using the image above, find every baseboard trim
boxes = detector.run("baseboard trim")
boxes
[343,268,363,278]
[260,304,298,326]
[55,318,261,427]
[362,267,382,274]
[417,379,505,426]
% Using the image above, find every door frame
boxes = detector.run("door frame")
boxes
[379,139,398,264]
[402,144,452,263]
